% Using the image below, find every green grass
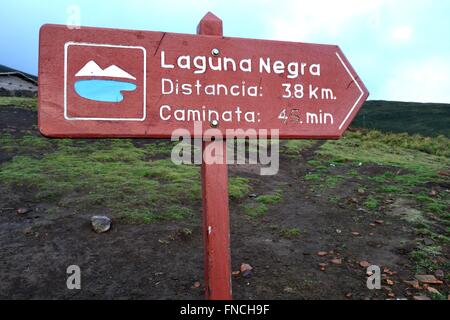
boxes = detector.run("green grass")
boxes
[364,196,379,210]
[0,133,54,154]
[281,140,315,156]
[426,202,448,216]
[242,202,268,218]
[242,189,283,218]
[0,135,254,223]
[380,185,400,193]
[255,190,282,205]
[121,205,193,224]
[0,139,201,222]
[280,227,300,239]
[409,245,443,273]
[304,173,321,181]
[0,97,37,110]
[229,177,251,199]
[316,131,450,193]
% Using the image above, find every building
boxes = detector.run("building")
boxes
[0,64,38,97]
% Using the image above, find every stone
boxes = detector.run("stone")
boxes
[404,279,420,289]
[413,295,431,300]
[426,286,440,295]
[416,274,442,284]
[359,261,370,268]
[317,251,328,257]
[240,263,253,278]
[17,208,31,215]
[91,215,112,233]
[330,258,342,265]
[283,287,295,293]
[415,274,443,285]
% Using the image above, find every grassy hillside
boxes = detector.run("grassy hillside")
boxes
[352,100,450,137]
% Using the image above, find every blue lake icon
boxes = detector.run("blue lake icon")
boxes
[74,61,137,103]
[74,80,137,103]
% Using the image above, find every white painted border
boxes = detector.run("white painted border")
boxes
[64,42,147,121]
[335,52,364,130]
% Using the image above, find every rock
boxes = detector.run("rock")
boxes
[23,227,33,235]
[415,274,443,285]
[240,263,253,278]
[435,270,444,279]
[426,286,440,295]
[319,263,327,271]
[383,267,396,276]
[369,223,376,227]
[351,232,360,236]
[359,261,370,268]
[374,220,384,225]
[17,208,31,215]
[317,251,328,257]
[283,287,295,293]
[428,189,437,197]
[345,293,353,299]
[248,193,258,198]
[336,229,342,234]
[413,295,431,301]
[386,279,395,286]
[330,258,342,265]
[387,292,396,298]
[91,215,112,233]
[404,279,420,289]
[423,238,434,246]
[192,281,201,289]
[357,188,365,195]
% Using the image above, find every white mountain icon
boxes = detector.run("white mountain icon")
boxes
[75,60,136,80]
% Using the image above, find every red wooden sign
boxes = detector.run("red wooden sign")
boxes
[38,12,369,301]
[38,22,368,139]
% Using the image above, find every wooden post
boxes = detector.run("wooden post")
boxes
[198,12,232,300]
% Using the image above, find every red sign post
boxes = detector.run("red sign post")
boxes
[38,12,368,300]
[198,13,232,300]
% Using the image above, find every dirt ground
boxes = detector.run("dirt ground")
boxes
[0,105,448,300]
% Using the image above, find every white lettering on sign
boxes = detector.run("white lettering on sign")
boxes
[159,105,259,123]
[161,51,321,79]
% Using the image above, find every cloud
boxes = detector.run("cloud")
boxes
[390,25,413,42]
[267,0,386,41]
[382,57,450,103]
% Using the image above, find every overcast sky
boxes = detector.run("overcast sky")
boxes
[1,0,449,103]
